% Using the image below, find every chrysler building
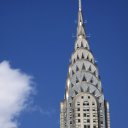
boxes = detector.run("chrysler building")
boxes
[60,1,110,128]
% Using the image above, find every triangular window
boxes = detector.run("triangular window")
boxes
[88,66,91,72]
[75,90,78,95]
[82,75,87,82]
[93,70,96,76]
[76,66,79,72]
[77,44,79,48]
[82,63,86,70]
[87,87,89,92]
[81,87,84,92]
[76,77,79,83]
[87,55,89,60]
[90,77,93,83]
[82,53,84,59]
[93,90,96,95]
[77,55,79,60]
[95,83,98,88]
[72,70,75,75]
[81,42,84,47]
[71,83,74,88]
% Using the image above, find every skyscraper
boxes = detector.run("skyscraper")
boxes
[60,1,110,128]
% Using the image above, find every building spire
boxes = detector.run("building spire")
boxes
[77,0,86,37]
[79,0,82,11]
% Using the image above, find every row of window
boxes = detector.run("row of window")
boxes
[76,42,88,49]
[76,75,96,84]
[78,119,90,123]
[73,53,93,64]
[77,113,97,118]
[70,118,97,124]
[75,125,97,128]
[84,125,97,128]
[81,96,90,99]
[77,108,96,112]
[72,64,96,76]
[77,102,95,106]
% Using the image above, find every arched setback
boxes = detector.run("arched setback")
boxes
[60,1,110,128]
[72,92,98,128]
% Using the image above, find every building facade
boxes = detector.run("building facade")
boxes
[60,1,110,128]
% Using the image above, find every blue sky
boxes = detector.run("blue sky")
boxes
[0,0,128,128]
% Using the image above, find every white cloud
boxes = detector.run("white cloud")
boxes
[26,105,56,117]
[0,61,34,128]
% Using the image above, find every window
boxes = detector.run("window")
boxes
[93,120,96,123]
[71,84,74,88]
[72,70,75,75]
[77,55,80,60]
[87,56,89,60]
[77,108,80,111]
[87,109,89,111]
[77,102,80,106]
[82,53,84,59]
[84,125,90,128]
[78,113,80,117]
[78,119,80,123]
[81,42,84,47]
[82,76,87,81]
[82,63,86,70]
[90,79,93,83]
[87,114,90,117]
[88,66,91,71]
[81,96,84,99]
[83,102,89,106]
[87,119,90,123]
[76,77,79,83]
[83,113,86,117]
[92,102,95,105]
[93,71,96,75]
[76,66,79,71]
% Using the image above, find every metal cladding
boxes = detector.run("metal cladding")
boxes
[60,1,110,128]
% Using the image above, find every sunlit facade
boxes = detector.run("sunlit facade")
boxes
[60,1,110,128]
